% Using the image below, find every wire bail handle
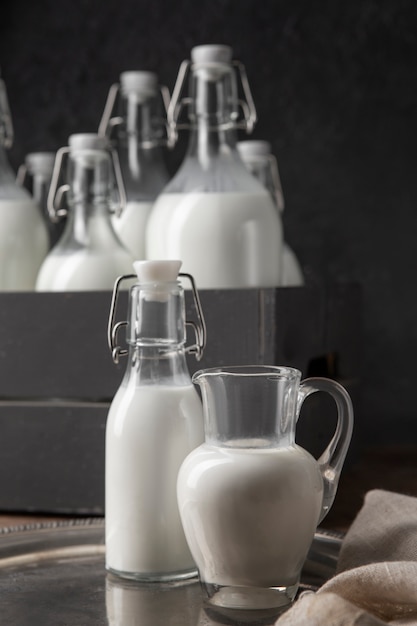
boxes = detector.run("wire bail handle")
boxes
[0,78,14,149]
[167,57,257,146]
[98,81,171,148]
[268,153,285,213]
[46,142,126,223]
[107,272,207,365]
[16,163,28,187]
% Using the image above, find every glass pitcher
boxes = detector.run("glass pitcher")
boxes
[177,365,354,611]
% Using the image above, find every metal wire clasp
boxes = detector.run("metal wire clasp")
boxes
[179,272,206,361]
[107,272,207,365]
[46,143,126,223]
[167,58,257,146]
[107,274,136,364]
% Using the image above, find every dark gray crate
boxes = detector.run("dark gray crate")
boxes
[0,284,361,514]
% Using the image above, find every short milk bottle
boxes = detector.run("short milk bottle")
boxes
[105,259,206,581]
[237,140,304,286]
[36,133,134,291]
[0,72,49,290]
[146,45,283,288]
[99,72,170,259]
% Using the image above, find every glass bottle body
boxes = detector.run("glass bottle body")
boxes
[146,48,283,288]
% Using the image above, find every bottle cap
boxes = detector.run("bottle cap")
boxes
[25,152,56,176]
[237,140,271,158]
[120,71,159,97]
[191,44,232,66]
[133,260,182,284]
[69,133,108,152]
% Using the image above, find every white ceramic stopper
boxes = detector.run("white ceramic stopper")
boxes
[120,71,159,97]
[191,45,232,66]
[25,152,56,176]
[133,260,182,284]
[237,140,271,158]
[69,133,107,152]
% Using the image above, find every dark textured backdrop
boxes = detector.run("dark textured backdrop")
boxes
[0,0,416,445]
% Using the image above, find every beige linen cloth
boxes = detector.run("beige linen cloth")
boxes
[276,489,417,626]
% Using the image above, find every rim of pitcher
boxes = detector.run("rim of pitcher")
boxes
[192,365,301,381]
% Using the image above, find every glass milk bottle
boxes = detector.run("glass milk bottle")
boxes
[146,45,283,288]
[36,133,134,291]
[237,140,304,287]
[0,74,49,290]
[17,151,65,248]
[106,259,206,581]
[99,71,170,259]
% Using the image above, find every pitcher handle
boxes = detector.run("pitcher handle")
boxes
[297,377,354,523]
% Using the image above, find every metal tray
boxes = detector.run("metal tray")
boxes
[0,519,343,625]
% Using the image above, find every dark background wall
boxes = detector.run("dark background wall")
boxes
[0,0,415,447]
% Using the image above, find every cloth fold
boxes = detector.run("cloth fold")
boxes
[276,490,417,626]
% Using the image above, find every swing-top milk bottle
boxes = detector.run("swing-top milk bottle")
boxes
[105,259,206,581]
[36,133,134,291]
[99,71,170,259]
[237,140,304,286]
[0,72,49,290]
[17,151,65,247]
[146,45,283,288]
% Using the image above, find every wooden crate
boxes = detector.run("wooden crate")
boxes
[0,283,361,513]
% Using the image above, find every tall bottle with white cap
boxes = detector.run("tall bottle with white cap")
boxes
[146,45,283,289]
[0,72,49,290]
[106,259,206,581]
[17,151,65,248]
[237,140,304,286]
[99,72,170,259]
[35,133,134,291]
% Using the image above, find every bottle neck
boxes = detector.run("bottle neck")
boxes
[56,150,121,249]
[186,121,238,162]
[124,282,192,386]
[68,151,112,209]
[186,68,239,160]
[244,157,276,200]
[123,344,192,387]
[116,94,169,198]
[31,172,50,213]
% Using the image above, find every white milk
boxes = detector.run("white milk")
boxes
[112,200,154,259]
[282,243,304,287]
[35,250,133,291]
[105,383,204,579]
[0,199,49,290]
[146,192,283,288]
[177,443,323,588]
